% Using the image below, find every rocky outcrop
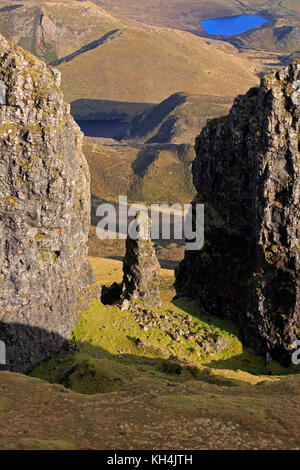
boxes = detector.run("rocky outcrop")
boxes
[0,35,94,373]
[121,212,162,310]
[175,61,300,366]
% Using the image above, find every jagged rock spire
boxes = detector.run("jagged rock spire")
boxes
[0,35,94,373]
[121,212,162,310]
[175,61,300,366]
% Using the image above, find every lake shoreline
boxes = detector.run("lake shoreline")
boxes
[201,14,270,36]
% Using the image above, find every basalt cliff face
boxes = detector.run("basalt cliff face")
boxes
[0,35,94,373]
[175,62,300,366]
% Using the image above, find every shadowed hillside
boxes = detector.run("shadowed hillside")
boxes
[84,138,196,206]
[84,138,195,268]
[56,26,258,113]
[92,0,281,32]
[123,92,233,144]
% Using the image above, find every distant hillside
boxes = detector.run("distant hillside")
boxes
[83,92,234,205]
[82,130,200,268]
[93,0,300,61]
[92,0,297,33]
[231,16,300,54]
[83,137,194,267]
[57,26,258,120]
[82,89,237,265]
[91,0,279,32]
[0,0,259,121]
[123,92,233,145]
[83,138,196,207]
[83,91,233,266]
[283,50,300,64]
[0,0,123,63]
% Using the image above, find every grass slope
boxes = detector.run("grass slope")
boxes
[84,136,195,268]
[83,138,138,204]
[124,92,233,144]
[1,369,300,449]
[1,257,300,449]
[231,13,300,54]
[0,0,282,121]
[57,26,258,116]
[92,0,295,32]
[84,137,196,206]
[30,257,300,395]
[0,0,123,63]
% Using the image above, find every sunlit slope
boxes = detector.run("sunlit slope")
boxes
[1,255,296,450]
[92,0,241,31]
[83,137,195,206]
[0,0,123,63]
[90,0,299,61]
[125,92,233,144]
[233,15,300,54]
[92,0,278,30]
[1,368,300,449]
[58,27,258,108]
[92,0,291,32]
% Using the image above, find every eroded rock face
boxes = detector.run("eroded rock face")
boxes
[175,61,300,366]
[0,35,94,373]
[121,212,162,310]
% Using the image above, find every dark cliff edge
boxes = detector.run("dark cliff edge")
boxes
[175,61,300,366]
[0,35,95,373]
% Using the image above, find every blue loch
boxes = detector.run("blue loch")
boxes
[201,14,269,36]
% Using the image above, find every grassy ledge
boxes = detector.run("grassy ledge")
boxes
[30,257,300,394]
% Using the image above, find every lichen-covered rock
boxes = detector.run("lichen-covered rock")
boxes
[175,61,300,366]
[121,212,162,310]
[0,35,94,373]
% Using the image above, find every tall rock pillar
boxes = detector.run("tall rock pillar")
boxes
[175,62,300,366]
[0,35,94,373]
[121,212,162,310]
